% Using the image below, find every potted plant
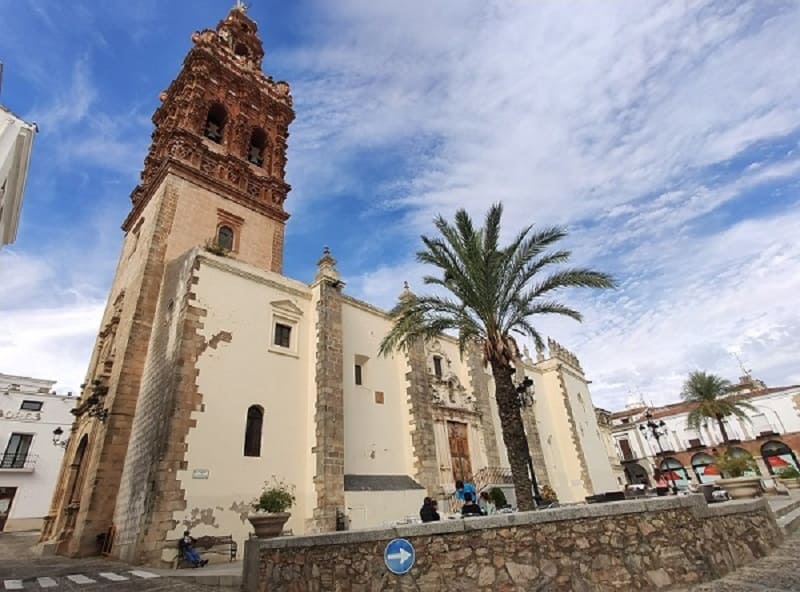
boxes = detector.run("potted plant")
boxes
[715,450,762,499]
[248,478,295,538]
[778,466,800,490]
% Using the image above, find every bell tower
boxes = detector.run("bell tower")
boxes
[40,5,294,560]
[125,3,294,272]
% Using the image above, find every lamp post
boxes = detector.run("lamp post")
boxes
[516,376,543,506]
[638,410,678,494]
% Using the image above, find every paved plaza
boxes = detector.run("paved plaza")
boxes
[0,532,222,591]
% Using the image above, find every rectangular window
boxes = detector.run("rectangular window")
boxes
[1,434,33,469]
[433,356,443,378]
[355,364,363,386]
[274,323,292,348]
[20,400,43,412]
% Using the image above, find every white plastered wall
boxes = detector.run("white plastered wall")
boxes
[170,258,313,551]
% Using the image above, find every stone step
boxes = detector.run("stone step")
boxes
[777,504,800,534]
[773,495,800,519]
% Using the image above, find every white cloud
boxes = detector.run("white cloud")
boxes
[286,1,800,408]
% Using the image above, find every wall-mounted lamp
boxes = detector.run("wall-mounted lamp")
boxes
[52,426,68,449]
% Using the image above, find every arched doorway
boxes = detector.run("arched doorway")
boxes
[624,463,650,486]
[691,453,720,483]
[68,435,89,505]
[660,458,690,489]
[761,440,799,475]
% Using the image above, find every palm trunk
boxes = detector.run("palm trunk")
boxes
[490,358,536,511]
[716,415,729,443]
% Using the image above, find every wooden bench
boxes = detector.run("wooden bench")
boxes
[169,535,238,569]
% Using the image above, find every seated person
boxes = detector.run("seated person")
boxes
[178,530,208,568]
[478,491,496,515]
[461,492,483,517]
[454,480,476,503]
[419,497,440,523]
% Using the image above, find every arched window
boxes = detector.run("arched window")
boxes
[691,452,720,483]
[244,405,263,457]
[247,128,267,166]
[217,225,234,251]
[761,440,798,475]
[234,43,249,58]
[204,103,227,143]
[659,457,690,488]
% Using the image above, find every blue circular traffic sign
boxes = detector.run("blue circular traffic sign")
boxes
[384,538,415,575]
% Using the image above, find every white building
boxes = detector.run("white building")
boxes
[0,70,37,248]
[40,7,619,564]
[608,378,800,488]
[0,373,76,532]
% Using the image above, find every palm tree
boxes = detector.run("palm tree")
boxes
[378,203,615,511]
[682,371,756,444]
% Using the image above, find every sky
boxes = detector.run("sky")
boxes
[0,0,798,411]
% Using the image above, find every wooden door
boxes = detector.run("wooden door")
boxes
[447,421,473,483]
[0,487,17,532]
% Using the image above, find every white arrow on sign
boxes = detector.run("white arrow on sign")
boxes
[387,547,412,565]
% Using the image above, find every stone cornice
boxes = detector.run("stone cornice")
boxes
[122,160,290,231]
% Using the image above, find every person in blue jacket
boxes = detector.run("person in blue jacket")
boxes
[454,480,476,503]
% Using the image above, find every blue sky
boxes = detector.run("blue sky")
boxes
[1,0,799,409]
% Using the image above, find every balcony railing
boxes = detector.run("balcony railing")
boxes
[0,453,38,470]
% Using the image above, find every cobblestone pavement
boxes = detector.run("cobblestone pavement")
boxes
[0,532,208,590]
[687,531,800,592]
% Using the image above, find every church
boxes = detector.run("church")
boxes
[39,6,618,566]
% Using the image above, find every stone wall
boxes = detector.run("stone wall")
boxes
[243,496,782,592]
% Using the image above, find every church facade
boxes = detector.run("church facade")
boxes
[39,7,618,566]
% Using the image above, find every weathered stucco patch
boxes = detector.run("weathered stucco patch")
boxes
[230,500,251,524]
[182,507,220,530]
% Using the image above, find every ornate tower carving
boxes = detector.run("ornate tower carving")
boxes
[124,5,294,271]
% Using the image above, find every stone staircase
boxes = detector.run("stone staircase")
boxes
[770,493,800,534]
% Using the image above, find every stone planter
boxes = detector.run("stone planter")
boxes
[248,512,290,539]
[780,477,800,490]
[716,476,762,499]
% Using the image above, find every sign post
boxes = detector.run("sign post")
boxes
[384,538,415,575]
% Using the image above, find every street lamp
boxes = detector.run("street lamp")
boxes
[638,410,678,494]
[516,376,543,506]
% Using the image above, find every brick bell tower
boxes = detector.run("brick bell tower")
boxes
[40,5,294,558]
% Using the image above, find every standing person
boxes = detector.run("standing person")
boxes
[179,530,208,568]
[478,491,496,515]
[419,497,440,523]
[461,492,483,517]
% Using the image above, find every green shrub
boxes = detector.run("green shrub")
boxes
[715,450,757,478]
[778,465,800,479]
[488,487,508,508]
[252,478,296,513]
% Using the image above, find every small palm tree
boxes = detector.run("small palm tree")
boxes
[682,371,756,443]
[379,203,615,510]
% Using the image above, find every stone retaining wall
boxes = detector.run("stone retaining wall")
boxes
[243,495,782,591]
